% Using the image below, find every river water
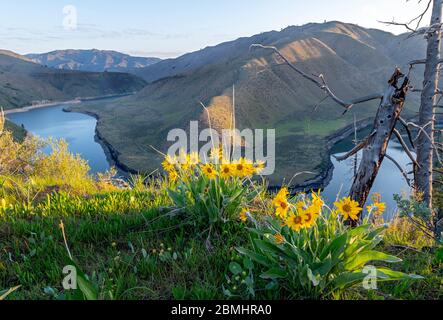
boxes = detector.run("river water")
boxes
[8,104,417,214]
[7,104,110,174]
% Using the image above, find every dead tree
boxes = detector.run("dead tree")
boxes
[416,0,442,217]
[382,0,443,237]
[251,45,411,218]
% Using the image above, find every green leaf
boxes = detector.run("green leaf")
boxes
[77,273,98,301]
[375,267,424,281]
[66,257,99,301]
[237,247,271,268]
[229,262,243,275]
[320,233,347,260]
[333,272,368,290]
[344,251,402,271]
[260,268,287,280]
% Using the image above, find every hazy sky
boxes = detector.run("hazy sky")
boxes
[0,0,432,58]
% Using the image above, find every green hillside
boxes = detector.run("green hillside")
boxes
[0,50,147,110]
[71,22,425,185]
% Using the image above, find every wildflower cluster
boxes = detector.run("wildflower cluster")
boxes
[271,188,323,232]
[162,148,265,182]
[163,148,265,228]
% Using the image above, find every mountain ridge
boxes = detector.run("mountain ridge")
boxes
[26,49,161,73]
[40,21,430,185]
[0,50,147,109]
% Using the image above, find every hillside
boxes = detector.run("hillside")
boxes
[0,51,147,109]
[72,21,427,185]
[27,49,161,73]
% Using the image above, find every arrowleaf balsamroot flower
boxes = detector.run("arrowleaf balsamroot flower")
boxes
[367,202,386,217]
[334,197,362,221]
[162,154,177,173]
[220,163,234,178]
[286,214,304,232]
[273,187,290,218]
[201,164,217,180]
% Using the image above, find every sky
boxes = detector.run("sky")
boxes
[0,0,432,59]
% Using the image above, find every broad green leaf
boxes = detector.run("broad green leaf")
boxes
[344,251,402,271]
[320,233,347,260]
[77,274,98,301]
[260,268,287,280]
[333,272,368,290]
[237,247,271,268]
[376,267,424,281]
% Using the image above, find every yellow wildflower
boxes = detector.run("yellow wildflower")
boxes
[295,201,306,213]
[233,158,248,177]
[273,188,290,218]
[168,169,178,182]
[162,154,177,172]
[334,197,362,221]
[286,214,304,232]
[220,163,234,178]
[301,206,317,228]
[367,202,386,217]
[311,191,324,210]
[243,160,256,177]
[202,164,217,179]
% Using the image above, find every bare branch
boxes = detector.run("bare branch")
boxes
[333,131,376,162]
[401,117,443,163]
[250,44,383,112]
[393,128,420,168]
[398,117,416,149]
[380,0,432,34]
[385,153,412,187]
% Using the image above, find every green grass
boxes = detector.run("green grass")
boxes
[0,189,251,300]
[1,186,442,300]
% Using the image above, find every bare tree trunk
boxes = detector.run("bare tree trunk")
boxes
[416,0,442,220]
[347,70,409,213]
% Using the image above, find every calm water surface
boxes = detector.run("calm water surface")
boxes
[7,104,110,174]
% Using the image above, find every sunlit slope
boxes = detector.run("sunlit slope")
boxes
[0,51,147,109]
[74,21,425,185]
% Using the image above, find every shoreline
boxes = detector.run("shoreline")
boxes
[63,108,138,177]
[69,106,373,190]
[3,92,136,115]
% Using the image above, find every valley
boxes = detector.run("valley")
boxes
[69,21,426,186]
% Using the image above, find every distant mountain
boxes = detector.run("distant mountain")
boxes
[0,50,147,109]
[70,21,427,185]
[26,49,161,73]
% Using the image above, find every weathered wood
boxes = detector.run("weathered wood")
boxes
[347,69,410,216]
[416,0,442,217]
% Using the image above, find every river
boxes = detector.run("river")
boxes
[7,103,110,174]
[7,103,418,215]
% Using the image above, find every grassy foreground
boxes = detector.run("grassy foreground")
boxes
[0,117,442,300]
